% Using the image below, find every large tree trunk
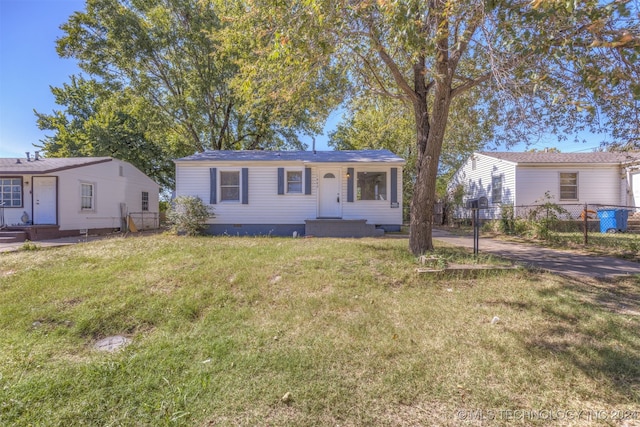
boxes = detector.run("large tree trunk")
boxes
[409,78,452,255]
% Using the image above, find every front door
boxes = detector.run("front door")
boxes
[33,177,57,224]
[318,169,342,218]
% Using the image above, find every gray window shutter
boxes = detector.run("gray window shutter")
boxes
[209,168,217,204]
[277,168,285,195]
[347,167,354,202]
[390,167,398,204]
[305,167,311,195]
[242,168,249,204]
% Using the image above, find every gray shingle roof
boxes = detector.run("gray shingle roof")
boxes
[175,150,406,164]
[480,151,640,164]
[0,157,113,174]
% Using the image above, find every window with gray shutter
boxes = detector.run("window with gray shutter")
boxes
[220,171,240,201]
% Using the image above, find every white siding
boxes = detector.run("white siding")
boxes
[177,163,316,225]
[120,160,160,229]
[515,166,623,206]
[448,153,516,219]
[175,161,404,226]
[450,152,629,220]
[175,165,210,199]
[1,159,158,231]
[55,159,159,231]
[221,166,316,224]
[342,165,403,225]
[56,161,124,230]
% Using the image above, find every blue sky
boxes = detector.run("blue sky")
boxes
[0,0,87,157]
[0,0,602,159]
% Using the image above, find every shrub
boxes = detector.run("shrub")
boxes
[167,196,214,236]
[500,204,516,234]
[512,218,529,236]
[527,191,570,240]
[21,240,40,251]
[159,200,170,212]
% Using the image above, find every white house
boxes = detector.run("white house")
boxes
[174,150,405,237]
[449,151,640,219]
[0,155,159,241]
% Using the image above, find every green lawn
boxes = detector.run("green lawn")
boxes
[546,231,640,262]
[1,235,639,426]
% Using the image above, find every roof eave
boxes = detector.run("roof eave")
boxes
[476,152,519,166]
[0,158,113,174]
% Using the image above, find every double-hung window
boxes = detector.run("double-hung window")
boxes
[560,172,578,200]
[220,171,240,202]
[492,175,502,204]
[0,177,22,207]
[357,172,387,201]
[141,191,149,211]
[286,170,303,193]
[81,183,94,210]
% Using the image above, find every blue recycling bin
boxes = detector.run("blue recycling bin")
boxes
[597,209,629,233]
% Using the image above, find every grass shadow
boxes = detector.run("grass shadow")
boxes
[522,275,640,400]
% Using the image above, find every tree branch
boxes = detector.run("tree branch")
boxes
[364,23,418,104]
[450,72,493,98]
[351,48,409,101]
[449,8,482,71]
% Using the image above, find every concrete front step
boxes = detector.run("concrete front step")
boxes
[305,219,384,238]
[0,231,27,243]
[5,225,62,241]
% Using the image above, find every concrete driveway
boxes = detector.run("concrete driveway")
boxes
[432,229,640,280]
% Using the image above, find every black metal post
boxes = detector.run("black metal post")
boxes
[583,203,588,245]
[473,208,479,256]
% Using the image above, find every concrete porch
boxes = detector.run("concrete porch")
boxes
[305,219,384,238]
[0,230,28,244]
[0,225,120,242]
[0,225,62,242]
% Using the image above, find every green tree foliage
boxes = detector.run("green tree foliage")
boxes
[328,92,490,214]
[226,0,639,254]
[328,96,416,220]
[212,0,347,143]
[329,98,414,155]
[35,76,175,187]
[53,0,322,158]
[522,0,640,147]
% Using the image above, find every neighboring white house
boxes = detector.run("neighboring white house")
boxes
[449,151,640,219]
[0,155,159,240]
[174,150,405,237]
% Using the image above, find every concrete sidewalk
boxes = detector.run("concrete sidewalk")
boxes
[432,228,640,279]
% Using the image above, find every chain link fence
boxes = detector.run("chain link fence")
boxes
[512,204,639,233]
[450,202,640,236]
[127,212,160,231]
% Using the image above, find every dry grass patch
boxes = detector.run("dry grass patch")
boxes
[0,235,638,426]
